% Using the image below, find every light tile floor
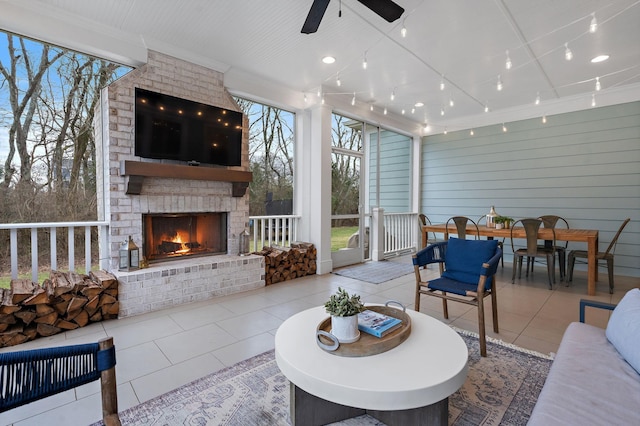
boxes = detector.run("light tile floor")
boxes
[1,257,638,426]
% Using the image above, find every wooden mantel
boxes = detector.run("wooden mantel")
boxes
[121,160,252,196]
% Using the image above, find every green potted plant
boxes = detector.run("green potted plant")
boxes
[494,216,513,229]
[324,287,365,343]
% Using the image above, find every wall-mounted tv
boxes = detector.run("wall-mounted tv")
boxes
[134,88,243,167]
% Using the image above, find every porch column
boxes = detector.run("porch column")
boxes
[298,103,333,274]
[371,207,385,261]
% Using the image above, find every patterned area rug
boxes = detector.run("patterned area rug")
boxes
[333,261,412,284]
[97,330,552,426]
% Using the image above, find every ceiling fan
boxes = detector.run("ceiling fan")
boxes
[301,0,405,34]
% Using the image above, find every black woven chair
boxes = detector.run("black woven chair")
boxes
[0,337,120,425]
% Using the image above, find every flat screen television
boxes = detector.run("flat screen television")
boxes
[134,88,243,166]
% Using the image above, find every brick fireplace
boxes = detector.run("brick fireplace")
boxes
[95,51,264,317]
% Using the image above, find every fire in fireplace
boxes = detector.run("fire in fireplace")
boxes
[143,213,227,263]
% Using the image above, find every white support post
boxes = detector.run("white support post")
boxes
[371,207,385,261]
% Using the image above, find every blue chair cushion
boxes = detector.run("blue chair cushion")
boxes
[442,237,498,284]
[427,276,480,296]
[606,288,640,374]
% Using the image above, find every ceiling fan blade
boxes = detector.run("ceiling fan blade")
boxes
[357,0,404,22]
[301,0,331,34]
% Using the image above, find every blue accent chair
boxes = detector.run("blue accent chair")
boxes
[413,238,502,357]
[0,337,120,425]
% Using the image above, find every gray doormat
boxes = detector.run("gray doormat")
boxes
[333,261,412,284]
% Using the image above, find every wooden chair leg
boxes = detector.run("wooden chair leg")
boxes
[442,296,449,319]
[99,338,121,426]
[477,297,487,357]
[415,288,422,312]
[491,284,498,333]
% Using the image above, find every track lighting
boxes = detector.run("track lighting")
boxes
[401,109,405,115]
[497,75,503,91]
[370,104,374,111]
[470,129,474,136]
[484,103,489,113]
[591,94,596,107]
[440,106,445,116]
[321,95,325,104]
[590,13,598,33]
[362,52,368,70]
[449,95,454,107]
[505,50,512,70]
[535,92,541,105]
[383,107,387,115]
[390,88,395,101]
[304,94,308,103]
[542,115,547,124]
[502,123,507,132]
[351,92,356,106]
[440,77,445,91]
[401,19,407,38]
[336,74,341,87]
[317,88,321,97]
[444,128,448,135]
[565,43,573,61]
[411,107,415,114]
[595,77,601,91]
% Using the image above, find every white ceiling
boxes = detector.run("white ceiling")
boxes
[2,0,640,133]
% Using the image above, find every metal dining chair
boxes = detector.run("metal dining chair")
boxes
[478,215,505,268]
[446,216,480,240]
[567,218,631,294]
[511,218,556,289]
[535,215,570,281]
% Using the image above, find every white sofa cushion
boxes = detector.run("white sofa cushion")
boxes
[529,322,640,425]
[606,288,640,374]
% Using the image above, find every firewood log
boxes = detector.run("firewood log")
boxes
[10,279,38,304]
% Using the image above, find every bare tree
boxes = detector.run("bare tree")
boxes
[0,35,65,188]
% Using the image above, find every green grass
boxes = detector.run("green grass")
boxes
[331,226,359,252]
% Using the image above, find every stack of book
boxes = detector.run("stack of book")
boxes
[357,309,402,338]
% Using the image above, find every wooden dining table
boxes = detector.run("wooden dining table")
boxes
[422,224,600,296]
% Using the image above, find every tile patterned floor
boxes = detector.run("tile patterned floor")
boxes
[1,257,638,426]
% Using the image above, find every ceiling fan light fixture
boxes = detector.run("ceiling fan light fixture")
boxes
[591,54,609,63]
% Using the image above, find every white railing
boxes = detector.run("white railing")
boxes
[383,212,419,257]
[0,221,109,282]
[249,215,301,250]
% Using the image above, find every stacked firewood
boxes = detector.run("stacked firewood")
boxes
[0,270,118,348]
[255,242,317,285]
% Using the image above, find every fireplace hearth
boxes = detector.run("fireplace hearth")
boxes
[143,212,227,263]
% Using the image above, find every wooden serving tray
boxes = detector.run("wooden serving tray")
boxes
[316,305,411,357]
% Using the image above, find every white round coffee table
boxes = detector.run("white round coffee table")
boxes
[275,305,468,426]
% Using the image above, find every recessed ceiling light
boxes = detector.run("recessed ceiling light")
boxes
[414,102,424,107]
[322,56,336,64]
[591,54,610,63]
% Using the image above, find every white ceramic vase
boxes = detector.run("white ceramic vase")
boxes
[331,315,360,343]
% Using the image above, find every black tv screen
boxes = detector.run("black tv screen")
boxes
[134,88,243,166]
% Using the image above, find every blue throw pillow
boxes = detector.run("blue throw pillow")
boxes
[442,237,498,284]
[606,288,640,374]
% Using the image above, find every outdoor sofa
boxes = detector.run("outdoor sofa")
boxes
[528,288,640,425]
